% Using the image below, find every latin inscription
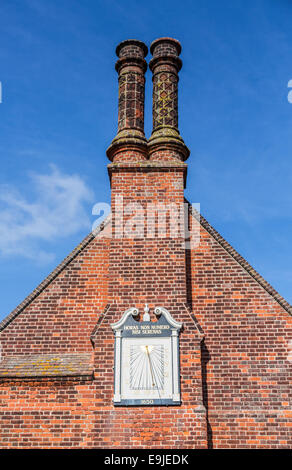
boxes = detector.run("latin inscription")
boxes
[124,324,170,335]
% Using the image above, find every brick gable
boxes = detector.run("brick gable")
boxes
[0,37,291,449]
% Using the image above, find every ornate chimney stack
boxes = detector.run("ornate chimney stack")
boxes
[148,37,190,162]
[106,40,148,162]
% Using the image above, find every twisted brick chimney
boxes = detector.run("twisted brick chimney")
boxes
[106,39,148,162]
[148,37,190,161]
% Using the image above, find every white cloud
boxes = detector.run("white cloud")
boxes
[0,165,94,264]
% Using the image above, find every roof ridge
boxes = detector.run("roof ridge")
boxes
[0,216,111,332]
[186,199,292,316]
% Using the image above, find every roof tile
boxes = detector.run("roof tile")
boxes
[0,353,93,379]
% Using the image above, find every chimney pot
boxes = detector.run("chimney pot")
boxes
[150,37,182,58]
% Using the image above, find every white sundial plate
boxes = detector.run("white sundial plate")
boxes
[111,306,182,406]
[121,337,172,401]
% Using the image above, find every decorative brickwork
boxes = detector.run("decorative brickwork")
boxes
[107,40,148,162]
[151,42,180,130]
[148,38,189,161]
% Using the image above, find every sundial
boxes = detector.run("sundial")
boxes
[111,305,182,406]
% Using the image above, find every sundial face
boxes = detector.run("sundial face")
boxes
[130,343,165,390]
[111,306,182,406]
[122,337,172,402]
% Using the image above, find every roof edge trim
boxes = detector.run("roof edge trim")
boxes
[187,200,292,316]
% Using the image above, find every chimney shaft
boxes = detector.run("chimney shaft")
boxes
[148,38,189,161]
[107,40,148,162]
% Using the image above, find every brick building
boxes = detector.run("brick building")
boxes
[0,38,291,449]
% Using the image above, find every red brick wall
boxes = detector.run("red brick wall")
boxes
[189,215,292,448]
[108,160,188,309]
[0,379,206,448]
[0,185,291,448]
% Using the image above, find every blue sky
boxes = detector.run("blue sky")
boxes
[0,0,291,321]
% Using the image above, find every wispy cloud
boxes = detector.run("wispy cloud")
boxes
[0,165,94,264]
